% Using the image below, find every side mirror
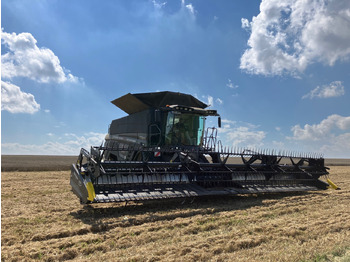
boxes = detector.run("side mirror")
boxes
[218,117,221,128]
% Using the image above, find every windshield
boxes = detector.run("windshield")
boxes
[164,112,205,146]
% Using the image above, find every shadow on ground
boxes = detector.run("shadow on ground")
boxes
[70,192,310,229]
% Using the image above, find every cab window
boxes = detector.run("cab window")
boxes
[164,112,205,146]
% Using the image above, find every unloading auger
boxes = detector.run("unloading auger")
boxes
[70,91,331,204]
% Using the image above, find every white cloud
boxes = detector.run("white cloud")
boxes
[290,114,350,141]
[240,0,350,76]
[221,119,236,125]
[226,79,238,89]
[320,133,350,158]
[288,114,350,157]
[152,0,166,10]
[216,98,223,105]
[1,81,40,114]
[202,95,214,107]
[1,29,82,114]
[217,116,350,158]
[180,0,196,16]
[202,95,224,107]
[2,132,106,155]
[64,132,106,147]
[272,140,284,148]
[219,120,266,149]
[241,18,250,29]
[302,81,345,99]
[1,29,79,83]
[185,4,195,15]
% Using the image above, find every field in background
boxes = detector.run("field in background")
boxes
[1,156,350,261]
[1,155,77,171]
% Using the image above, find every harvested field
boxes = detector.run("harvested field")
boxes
[1,157,350,261]
[1,155,77,172]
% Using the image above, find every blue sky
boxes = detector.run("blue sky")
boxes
[2,0,350,157]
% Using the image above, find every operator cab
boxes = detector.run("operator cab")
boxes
[147,104,219,148]
[164,111,205,146]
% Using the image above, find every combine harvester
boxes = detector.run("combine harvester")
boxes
[70,91,332,204]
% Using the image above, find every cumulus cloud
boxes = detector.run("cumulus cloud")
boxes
[1,29,82,114]
[290,114,350,141]
[219,120,266,148]
[1,81,40,114]
[2,132,106,155]
[288,114,350,157]
[319,133,350,158]
[302,81,345,99]
[1,29,79,83]
[240,0,350,76]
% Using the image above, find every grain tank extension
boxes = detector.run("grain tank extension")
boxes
[70,91,330,204]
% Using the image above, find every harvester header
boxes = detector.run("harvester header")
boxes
[70,91,331,204]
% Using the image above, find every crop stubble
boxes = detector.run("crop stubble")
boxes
[1,165,350,261]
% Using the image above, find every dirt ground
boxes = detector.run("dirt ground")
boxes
[1,165,350,261]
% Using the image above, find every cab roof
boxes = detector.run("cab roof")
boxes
[111,91,208,115]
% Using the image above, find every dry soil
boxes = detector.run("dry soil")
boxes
[1,158,350,261]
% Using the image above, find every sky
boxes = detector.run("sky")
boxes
[1,0,350,158]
